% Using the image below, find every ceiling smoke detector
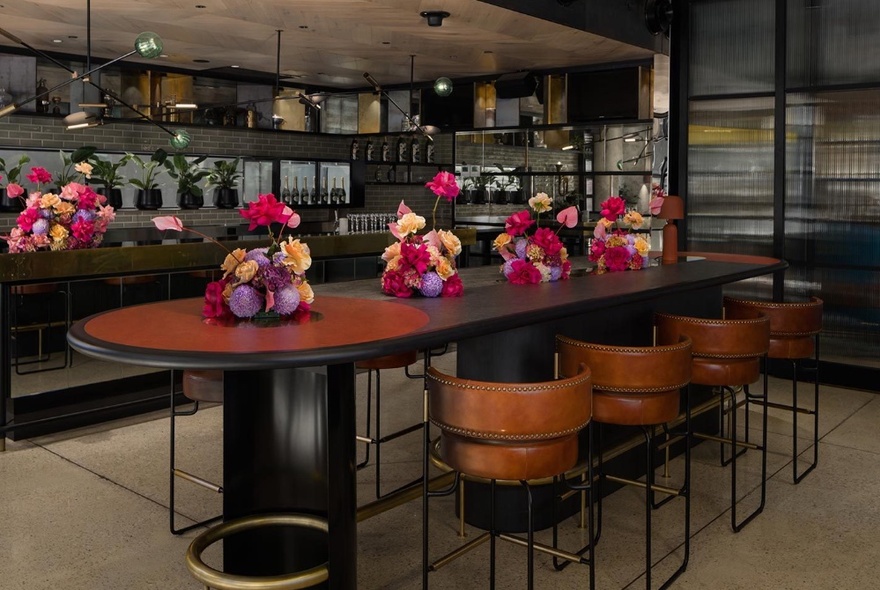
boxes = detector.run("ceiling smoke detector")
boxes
[420,10,450,27]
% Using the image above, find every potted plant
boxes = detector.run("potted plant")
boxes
[0,154,31,212]
[207,158,242,208]
[127,149,169,210]
[89,154,128,209]
[53,147,97,188]
[164,153,210,209]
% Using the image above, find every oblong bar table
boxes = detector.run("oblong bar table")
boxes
[67,254,786,589]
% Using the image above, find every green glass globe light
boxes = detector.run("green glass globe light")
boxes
[169,129,191,150]
[134,32,163,59]
[434,77,453,97]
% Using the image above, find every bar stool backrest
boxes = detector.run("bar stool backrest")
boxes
[724,296,823,360]
[426,365,592,481]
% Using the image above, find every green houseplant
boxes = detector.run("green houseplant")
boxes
[207,158,242,209]
[88,154,128,209]
[0,154,31,212]
[164,153,210,209]
[127,149,169,210]
[53,147,97,187]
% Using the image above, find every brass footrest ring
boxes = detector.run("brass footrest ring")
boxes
[185,513,329,590]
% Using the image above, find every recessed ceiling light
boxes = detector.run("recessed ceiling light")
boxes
[483,50,493,54]
[193,59,210,63]
[52,39,62,43]
[68,35,78,39]
[230,65,240,68]
[195,4,206,8]
[159,54,169,58]
[381,41,390,45]
[448,55,457,59]
[299,25,309,29]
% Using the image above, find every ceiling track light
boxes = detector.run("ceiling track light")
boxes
[362,70,437,142]
[297,92,323,111]
[420,10,450,27]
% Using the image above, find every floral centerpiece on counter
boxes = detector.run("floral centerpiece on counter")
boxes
[2,164,115,252]
[152,193,314,321]
[588,194,664,274]
[493,193,579,284]
[380,171,464,298]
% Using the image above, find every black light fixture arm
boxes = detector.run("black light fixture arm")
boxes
[362,71,433,142]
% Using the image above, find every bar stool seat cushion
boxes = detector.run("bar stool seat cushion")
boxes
[428,367,592,482]
[182,369,224,404]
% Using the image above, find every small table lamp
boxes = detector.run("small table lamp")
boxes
[658,195,684,264]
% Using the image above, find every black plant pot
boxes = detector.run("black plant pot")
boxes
[214,188,239,209]
[136,189,163,210]
[510,189,525,204]
[0,188,25,212]
[178,190,203,209]
[472,189,486,205]
[96,187,123,209]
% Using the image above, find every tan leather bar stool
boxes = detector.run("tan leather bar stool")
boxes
[724,296,823,483]
[102,274,166,307]
[186,513,329,590]
[556,335,692,590]
[355,349,422,499]
[655,310,770,531]
[170,369,223,535]
[423,365,594,590]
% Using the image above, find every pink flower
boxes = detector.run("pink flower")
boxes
[397,200,412,217]
[70,219,95,242]
[26,167,52,185]
[425,171,460,202]
[589,238,606,262]
[76,187,99,210]
[152,216,184,231]
[531,227,563,256]
[281,207,301,229]
[649,196,665,216]
[6,183,24,198]
[16,207,41,232]
[440,273,464,297]
[556,206,579,228]
[603,245,630,272]
[504,210,535,236]
[203,280,232,319]
[382,270,412,298]
[240,193,287,230]
[507,259,542,285]
[398,242,431,275]
[600,196,626,222]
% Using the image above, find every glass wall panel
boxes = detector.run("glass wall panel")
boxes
[788,0,880,88]
[687,97,775,262]
[689,0,776,96]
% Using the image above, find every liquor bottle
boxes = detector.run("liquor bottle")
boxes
[375,166,383,183]
[310,175,318,204]
[365,138,375,162]
[320,175,329,205]
[381,137,391,162]
[281,175,291,204]
[330,177,339,204]
[291,176,300,205]
[425,140,435,164]
[302,176,310,204]
[339,177,347,203]
[396,136,407,162]
[411,137,420,164]
[350,138,360,160]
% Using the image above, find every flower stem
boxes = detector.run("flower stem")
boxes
[177,227,234,256]
[431,196,440,230]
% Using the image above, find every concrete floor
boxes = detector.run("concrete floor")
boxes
[2,351,879,589]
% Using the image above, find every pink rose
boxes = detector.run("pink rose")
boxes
[203,280,232,319]
[398,242,430,275]
[16,207,41,232]
[70,219,96,242]
[6,183,24,198]
[603,245,630,272]
[239,193,286,230]
[26,166,52,185]
[440,273,464,297]
[589,239,606,262]
[425,171,460,202]
[531,227,563,256]
[504,210,535,236]
[382,270,412,298]
[600,196,626,222]
[76,187,98,210]
[507,259,542,285]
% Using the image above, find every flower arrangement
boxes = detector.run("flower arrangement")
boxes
[588,194,664,274]
[153,193,314,321]
[380,171,463,298]
[493,193,579,284]
[2,164,115,252]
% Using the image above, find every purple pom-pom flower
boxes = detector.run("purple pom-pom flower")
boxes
[272,285,301,315]
[228,284,264,318]
[419,272,443,297]
[245,247,272,268]
[514,238,528,259]
[31,219,50,236]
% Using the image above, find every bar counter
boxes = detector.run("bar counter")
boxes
[66,254,785,589]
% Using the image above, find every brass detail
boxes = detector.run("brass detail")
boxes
[764,400,815,415]
[356,472,455,522]
[355,435,373,444]
[458,479,466,538]
[605,474,680,497]
[430,532,490,571]
[693,432,760,450]
[173,468,222,493]
[497,533,585,563]
[185,513,329,590]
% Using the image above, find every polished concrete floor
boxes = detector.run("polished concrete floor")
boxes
[2,351,879,589]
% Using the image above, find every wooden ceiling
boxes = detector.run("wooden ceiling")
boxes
[0,0,656,89]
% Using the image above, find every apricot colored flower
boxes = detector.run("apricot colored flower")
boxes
[382,241,401,262]
[234,260,259,283]
[396,212,426,237]
[529,192,552,213]
[280,237,312,273]
[435,256,455,280]
[624,210,645,229]
[54,202,76,216]
[634,236,650,257]
[75,162,93,178]
[49,224,69,241]
[41,193,61,209]
[221,249,247,277]
[437,229,462,257]
[296,280,315,304]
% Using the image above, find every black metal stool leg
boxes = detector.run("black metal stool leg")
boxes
[490,479,497,590]
[356,369,373,470]
[522,480,534,590]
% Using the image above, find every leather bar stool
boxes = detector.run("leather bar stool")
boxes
[356,349,422,499]
[655,310,770,531]
[170,369,223,535]
[556,335,692,590]
[102,274,166,307]
[423,365,594,590]
[723,296,823,483]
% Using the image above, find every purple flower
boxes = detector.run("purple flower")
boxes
[40,209,53,219]
[419,272,443,298]
[245,247,272,268]
[550,265,563,281]
[502,259,517,277]
[228,284,264,318]
[31,219,50,236]
[260,264,291,291]
[514,238,528,259]
[72,209,96,224]
[273,285,301,315]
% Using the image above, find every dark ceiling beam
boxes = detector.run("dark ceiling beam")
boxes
[477,0,666,52]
